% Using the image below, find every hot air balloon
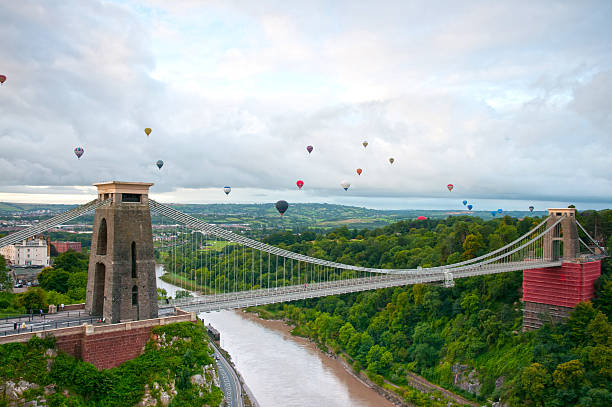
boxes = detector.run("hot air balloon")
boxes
[356,168,362,176]
[223,186,231,195]
[156,160,164,169]
[275,200,289,216]
[74,147,84,159]
[389,157,395,164]
[491,211,497,216]
[306,145,313,154]
[497,208,503,214]
[417,216,427,220]
[529,206,534,212]
[144,128,151,136]
[447,184,454,192]
[0,75,6,85]
[296,180,304,190]
[462,200,468,206]
[341,181,351,191]
[362,141,368,148]
[467,204,473,211]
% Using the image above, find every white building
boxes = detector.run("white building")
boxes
[0,237,50,267]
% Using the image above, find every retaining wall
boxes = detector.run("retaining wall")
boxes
[0,309,196,369]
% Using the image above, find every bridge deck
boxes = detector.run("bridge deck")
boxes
[162,260,562,313]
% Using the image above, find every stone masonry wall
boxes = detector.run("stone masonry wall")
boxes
[81,326,152,369]
[0,310,196,370]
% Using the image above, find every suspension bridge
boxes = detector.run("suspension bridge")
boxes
[0,182,606,322]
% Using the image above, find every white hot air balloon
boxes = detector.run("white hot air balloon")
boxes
[341,181,351,191]
[223,186,231,195]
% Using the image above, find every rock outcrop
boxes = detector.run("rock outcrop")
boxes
[451,364,481,395]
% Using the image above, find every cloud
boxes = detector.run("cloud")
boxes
[0,0,611,210]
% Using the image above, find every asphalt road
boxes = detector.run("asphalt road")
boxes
[0,311,99,337]
[209,340,243,407]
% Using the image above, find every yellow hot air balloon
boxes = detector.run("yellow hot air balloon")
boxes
[144,128,152,136]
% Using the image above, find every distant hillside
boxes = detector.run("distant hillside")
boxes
[0,201,547,231]
[161,202,546,231]
[0,202,77,214]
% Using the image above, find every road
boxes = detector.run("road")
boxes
[0,310,99,337]
[209,339,243,407]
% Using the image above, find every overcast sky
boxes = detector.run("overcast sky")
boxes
[0,0,611,210]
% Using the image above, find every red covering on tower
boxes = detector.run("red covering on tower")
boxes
[523,261,601,308]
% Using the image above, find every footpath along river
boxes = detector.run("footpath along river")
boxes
[203,310,394,407]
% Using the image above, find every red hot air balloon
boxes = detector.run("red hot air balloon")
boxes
[447,184,454,191]
[296,180,304,189]
[356,168,362,175]
[417,216,427,220]
[0,75,6,85]
[306,145,313,154]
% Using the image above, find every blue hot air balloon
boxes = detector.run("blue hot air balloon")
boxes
[497,208,503,214]
[462,200,468,206]
[467,204,473,211]
[491,211,497,216]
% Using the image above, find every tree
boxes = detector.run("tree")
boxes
[517,363,551,406]
[338,322,356,346]
[18,287,47,312]
[580,388,612,407]
[585,312,612,346]
[460,292,480,316]
[462,233,484,260]
[52,250,88,274]
[594,278,612,318]
[553,359,586,389]
[0,254,11,292]
[66,271,88,301]
[38,268,70,293]
[567,302,598,344]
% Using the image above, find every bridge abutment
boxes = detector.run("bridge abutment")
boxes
[522,260,601,330]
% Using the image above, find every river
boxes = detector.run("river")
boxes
[155,264,195,298]
[155,265,394,407]
[203,310,394,407]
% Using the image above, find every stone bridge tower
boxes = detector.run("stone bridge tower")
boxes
[85,182,158,323]
[543,208,579,261]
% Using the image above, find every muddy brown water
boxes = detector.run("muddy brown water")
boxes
[202,310,395,407]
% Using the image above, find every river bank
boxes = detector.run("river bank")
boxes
[203,310,395,407]
[245,308,478,407]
